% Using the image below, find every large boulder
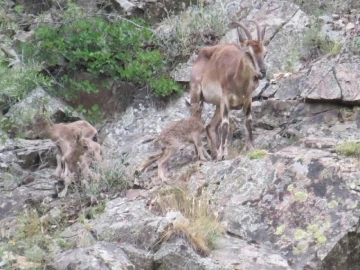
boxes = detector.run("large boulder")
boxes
[262,56,360,105]
[53,242,137,270]
[196,143,360,268]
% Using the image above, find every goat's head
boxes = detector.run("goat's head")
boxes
[71,131,89,154]
[231,20,269,79]
[32,113,51,136]
[185,98,203,119]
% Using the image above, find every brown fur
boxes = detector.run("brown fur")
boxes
[136,100,211,181]
[190,20,268,160]
[32,114,97,178]
[58,133,101,197]
[57,133,89,198]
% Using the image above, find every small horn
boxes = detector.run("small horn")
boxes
[261,24,267,41]
[231,21,252,40]
[248,20,261,41]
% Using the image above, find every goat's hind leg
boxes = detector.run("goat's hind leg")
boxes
[217,100,230,160]
[157,140,179,182]
[243,101,255,151]
[206,106,222,160]
[135,150,164,175]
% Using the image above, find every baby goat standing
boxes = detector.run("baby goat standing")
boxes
[32,111,97,178]
[57,132,90,198]
[137,99,211,181]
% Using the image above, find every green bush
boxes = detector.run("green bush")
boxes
[23,12,182,98]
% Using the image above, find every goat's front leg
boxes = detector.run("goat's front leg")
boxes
[191,132,211,161]
[243,101,255,152]
[53,150,63,179]
[57,174,73,198]
[206,106,221,160]
[217,101,230,160]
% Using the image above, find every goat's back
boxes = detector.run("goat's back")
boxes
[66,120,97,139]
[158,117,205,144]
[204,45,257,96]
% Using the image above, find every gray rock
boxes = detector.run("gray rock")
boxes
[0,138,56,170]
[261,57,360,104]
[5,87,81,139]
[197,144,360,268]
[53,242,135,270]
[88,198,166,250]
[154,237,227,270]
[264,8,309,76]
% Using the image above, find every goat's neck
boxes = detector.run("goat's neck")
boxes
[244,50,257,73]
[191,114,204,124]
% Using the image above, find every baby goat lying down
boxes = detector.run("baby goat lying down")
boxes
[137,99,211,181]
[58,131,101,198]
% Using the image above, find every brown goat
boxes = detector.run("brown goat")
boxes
[190,20,268,160]
[61,136,102,179]
[136,99,211,181]
[57,132,90,198]
[32,113,97,178]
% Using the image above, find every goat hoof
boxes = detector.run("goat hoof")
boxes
[57,191,66,198]
[134,169,141,176]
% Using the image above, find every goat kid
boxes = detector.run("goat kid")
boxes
[32,111,98,178]
[136,99,211,182]
[190,20,268,160]
[57,132,90,198]
[61,136,102,179]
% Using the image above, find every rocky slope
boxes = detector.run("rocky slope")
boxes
[1,0,360,269]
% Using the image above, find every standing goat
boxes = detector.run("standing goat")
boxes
[57,132,91,198]
[32,112,98,178]
[136,99,211,181]
[190,20,269,160]
[61,136,102,179]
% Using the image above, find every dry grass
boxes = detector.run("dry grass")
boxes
[154,186,224,256]
[336,141,360,158]
[156,1,229,62]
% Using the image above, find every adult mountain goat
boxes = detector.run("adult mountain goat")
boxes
[190,20,269,160]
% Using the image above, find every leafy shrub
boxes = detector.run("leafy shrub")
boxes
[23,9,182,98]
[0,60,54,109]
[156,1,229,62]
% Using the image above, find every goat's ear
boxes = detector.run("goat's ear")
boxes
[185,98,191,108]
[263,39,270,46]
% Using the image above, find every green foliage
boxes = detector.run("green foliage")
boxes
[75,104,102,125]
[248,150,267,160]
[23,13,182,98]
[87,201,106,219]
[336,141,360,157]
[0,60,54,108]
